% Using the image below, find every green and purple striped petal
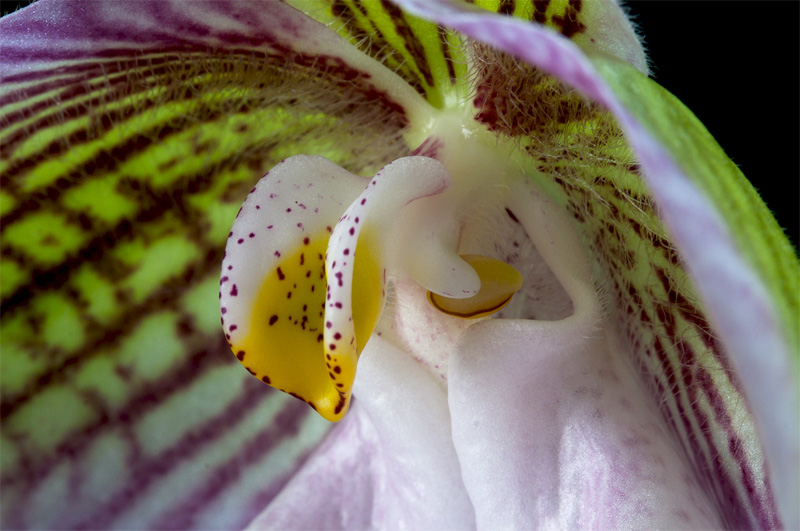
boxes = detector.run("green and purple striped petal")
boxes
[1,0,797,529]
[0,1,421,528]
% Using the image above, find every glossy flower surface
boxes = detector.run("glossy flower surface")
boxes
[0,1,797,529]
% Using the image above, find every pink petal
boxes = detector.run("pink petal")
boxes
[449,316,721,529]
[247,335,474,529]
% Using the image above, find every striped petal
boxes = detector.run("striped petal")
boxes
[396,0,798,528]
[0,0,425,528]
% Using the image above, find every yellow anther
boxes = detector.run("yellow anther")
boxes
[427,254,523,318]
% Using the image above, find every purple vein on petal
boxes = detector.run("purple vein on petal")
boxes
[1,337,228,490]
[149,399,312,530]
[69,377,270,530]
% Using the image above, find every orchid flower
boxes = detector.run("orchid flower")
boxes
[0,0,797,529]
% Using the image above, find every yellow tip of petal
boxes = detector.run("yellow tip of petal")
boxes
[427,254,523,318]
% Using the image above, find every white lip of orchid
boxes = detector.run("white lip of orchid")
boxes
[221,108,594,420]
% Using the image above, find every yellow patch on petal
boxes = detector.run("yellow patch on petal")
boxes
[428,255,523,318]
[231,232,329,412]
[229,229,383,422]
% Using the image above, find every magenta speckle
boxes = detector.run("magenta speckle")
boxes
[267,225,273,229]
[230,284,238,296]
[274,251,281,257]
[249,233,255,238]
[237,238,244,244]
[229,324,238,332]
[360,198,366,205]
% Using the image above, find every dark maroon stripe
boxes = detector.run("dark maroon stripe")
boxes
[329,0,426,98]
[652,265,739,390]
[652,336,731,519]
[0,243,224,419]
[1,77,185,165]
[0,136,268,319]
[0,55,176,121]
[70,375,296,530]
[532,0,550,23]
[676,339,756,528]
[1,334,231,493]
[2,42,407,126]
[239,445,319,529]
[1,85,241,214]
[695,362,778,528]
[437,25,457,85]
[498,0,516,15]
[146,397,313,530]
[380,0,435,88]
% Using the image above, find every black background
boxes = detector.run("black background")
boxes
[2,0,797,249]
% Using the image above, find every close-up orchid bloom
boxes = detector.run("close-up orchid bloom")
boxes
[1,0,798,529]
